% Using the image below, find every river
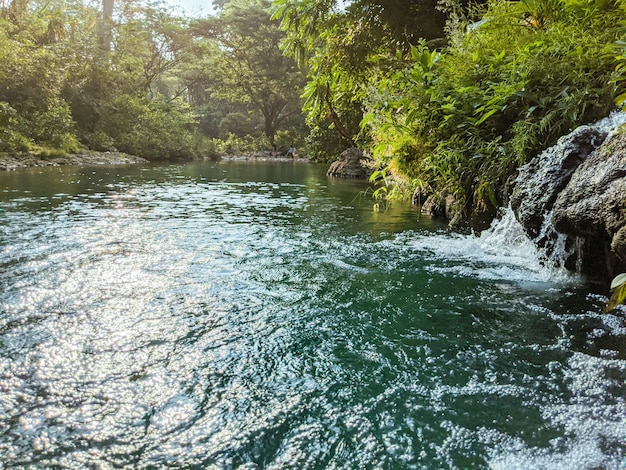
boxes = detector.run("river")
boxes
[0,161,624,469]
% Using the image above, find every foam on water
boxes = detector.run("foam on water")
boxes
[396,206,577,284]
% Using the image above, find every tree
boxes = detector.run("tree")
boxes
[0,0,206,159]
[194,0,304,145]
[272,0,450,159]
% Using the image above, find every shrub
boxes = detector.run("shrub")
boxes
[0,101,30,152]
[364,0,623,216]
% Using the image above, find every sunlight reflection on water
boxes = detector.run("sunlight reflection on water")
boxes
[0,162,624,469]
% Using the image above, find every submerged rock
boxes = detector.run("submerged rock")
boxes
[327,147,371,179]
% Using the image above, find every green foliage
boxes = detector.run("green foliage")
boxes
[218,113,258,139]
[105,96,199,160]
[607,273,626,311]
[363,0,623,213]
[0,0,304,161]
[0,0,205,159]
[0,101,30,152]
[213,133,271,154]
[274,0,449,153]
[21,99,79,152]
[303,116,351,162]
[614,0,626,108]
[193,0,305,145]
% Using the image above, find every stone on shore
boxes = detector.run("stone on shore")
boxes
[327,148,371,179]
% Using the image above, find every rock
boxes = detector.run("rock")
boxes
[552,132,626,278]
[416,186,494,229]
[509,125,609,239]
[421,194,445,217]
[411,186,430,206]
[421,192,464,227]
[612,226,626,266]
[327,148,371,179]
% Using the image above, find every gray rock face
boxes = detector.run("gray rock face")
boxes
[421,193,464,227]
[552,133,626,278]
[327,148,371,179]
[510,125,608,239]
[510,112,626,282]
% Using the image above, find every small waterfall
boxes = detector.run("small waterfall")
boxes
[507,110,626,276]
[535,210,571,269]
[597,110,626,138]
[403,206,575,283]
[476,206,573,281]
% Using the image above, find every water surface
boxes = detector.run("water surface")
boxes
[0,161,624,469]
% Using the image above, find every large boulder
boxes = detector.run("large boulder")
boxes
[327,147,371,179]
[420,193,464,227]
[509,125,609,240]
[552,133,626,279]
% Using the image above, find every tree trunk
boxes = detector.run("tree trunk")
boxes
[100,0,114,50]
[103,0,113,20]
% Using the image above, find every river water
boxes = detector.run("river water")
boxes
[0,161,624,469]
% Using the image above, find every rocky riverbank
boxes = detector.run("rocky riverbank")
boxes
[326,147,372,179]
[219,150,308,162]
[509,112,626,282]
[0,151,149,171]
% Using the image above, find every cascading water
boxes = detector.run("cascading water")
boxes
[508,110,626,276]
[403,206,575,284]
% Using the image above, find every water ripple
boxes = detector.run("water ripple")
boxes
[0,163,623,469]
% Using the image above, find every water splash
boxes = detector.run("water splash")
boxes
[596,109,626,137]
[401,207,576,284]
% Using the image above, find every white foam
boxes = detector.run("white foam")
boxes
[488,352,626,470]
[403,207,576,284]
[595,110,626,138]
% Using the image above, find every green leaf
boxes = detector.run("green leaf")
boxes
[606,274,626,312]
[610,273,626,290]
[615,92,626,107]
[475,108,499,126]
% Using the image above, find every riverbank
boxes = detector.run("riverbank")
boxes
[219,150,309,162]
[0,151,149,171]
[0,151,310,171]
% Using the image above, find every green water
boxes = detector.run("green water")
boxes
[0,161,624,469]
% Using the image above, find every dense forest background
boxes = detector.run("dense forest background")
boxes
[1,0,625,218]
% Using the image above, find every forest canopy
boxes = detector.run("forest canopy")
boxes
[0,0,306,159]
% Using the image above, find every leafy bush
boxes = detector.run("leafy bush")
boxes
[212,133,271,155]
[20,99,79,153]
[364,0,623,217]
[97,96,199,161]
[82,131,118,153]
[0,101,30,152]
